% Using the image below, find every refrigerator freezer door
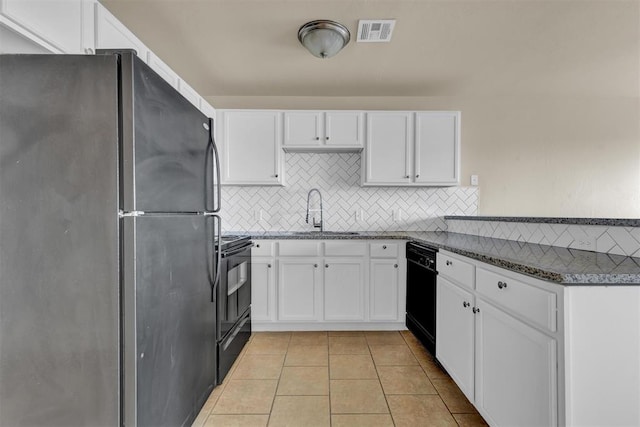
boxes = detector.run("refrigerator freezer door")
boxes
[120,54,213,213]
[0,55,120,426]
[122,215,217,427]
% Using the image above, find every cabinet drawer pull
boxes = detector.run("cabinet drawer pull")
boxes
[472,307,480,314]
[497,281,508,289]
[382,245,387,249]
[446,260,452,266]
[463,301,470,308]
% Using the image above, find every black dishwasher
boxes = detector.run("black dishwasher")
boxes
[406,242,438,355]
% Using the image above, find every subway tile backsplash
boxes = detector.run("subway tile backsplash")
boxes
[221,153,478,232]
[447,219,640,258]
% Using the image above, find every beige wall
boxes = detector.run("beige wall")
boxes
[207,95,640,218]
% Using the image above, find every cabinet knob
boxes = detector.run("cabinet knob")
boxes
[325,264,329,268]
[446,260,452,266]
[326,136,330,140]
[256,244,260,248]
[274,174,279,178]
[497,281,507,289]
[404,175,410,179]
[382,245,387,249]
[394,264,398,268]
[472,307,480,314]
[416,174,420,178]
[267,264,271,268]
[314,264,318,268]
[463,301,470,308]
[315,136,320,140]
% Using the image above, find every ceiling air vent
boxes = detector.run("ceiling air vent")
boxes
[356,19,396,42]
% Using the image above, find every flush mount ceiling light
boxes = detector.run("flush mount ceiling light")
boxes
[297,20,351,59]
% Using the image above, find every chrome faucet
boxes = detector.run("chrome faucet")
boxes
[305,188,323,232]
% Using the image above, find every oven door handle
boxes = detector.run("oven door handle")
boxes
[222,315,250,351]
[222,243,254,258]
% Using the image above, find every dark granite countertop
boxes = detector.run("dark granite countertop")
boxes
[239,231,640,285]
[445,216,640,227]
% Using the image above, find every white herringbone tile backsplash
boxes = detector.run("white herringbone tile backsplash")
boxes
[221,153,478,232]
[447,219,640,257]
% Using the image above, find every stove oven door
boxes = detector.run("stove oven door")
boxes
[217,244,252,340]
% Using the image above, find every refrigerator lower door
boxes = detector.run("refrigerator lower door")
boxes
[122,215,218,427]
[0,54,120,426]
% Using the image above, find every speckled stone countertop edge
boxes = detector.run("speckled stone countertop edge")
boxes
[444,216,640,227]
[237,231,640,285]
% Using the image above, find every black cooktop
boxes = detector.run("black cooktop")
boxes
[217,235,252,252]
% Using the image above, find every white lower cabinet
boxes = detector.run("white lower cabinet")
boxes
[251,258,275,321]
[277,258,321,321]
[436,250,559,427]
[436,277,475,402]
[252,239,406,330]
[369,259,400,321]
[474,298,557,427]
[324,258,365,321]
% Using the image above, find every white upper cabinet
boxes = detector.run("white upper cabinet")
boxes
[363,111,460,186]
[0,0,92,54]
[363,112,413,185]
[283,111,363,152]
[146,51,178,89]
[94,3,147,60]
[218,110,283,186]
[177,78,201,109]
[415,112,459,185]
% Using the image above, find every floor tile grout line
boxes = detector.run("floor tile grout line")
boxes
[266,332,291,426]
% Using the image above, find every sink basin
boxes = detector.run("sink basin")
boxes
[289,231,360,236]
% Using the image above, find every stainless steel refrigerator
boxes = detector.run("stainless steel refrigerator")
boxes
[0,52,221,426]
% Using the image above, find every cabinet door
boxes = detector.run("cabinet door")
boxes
[436,278,475,402]
[251,258,275,322]
[278,259,321,321]
[364,112,413,184]
[1,0,84,53]
[369,259,400,320]
[283,111,322,147]
[325,111,363,147]
[219,111,282,185]
[475,299,557,427]
[324,259,365,321]
[95,3,147,60]
[415,112,459,184]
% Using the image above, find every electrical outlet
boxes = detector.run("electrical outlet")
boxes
[392,209,402,222]
[471,175,479,186]
[254,209,264,222]
[575,236,596,250]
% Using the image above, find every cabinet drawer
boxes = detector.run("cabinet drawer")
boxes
[279,240,320,257]
[370,242,399,258]
[437,252,475,290]
[476,268,557,332]
[252,240,275,257]
[325,241,366,256]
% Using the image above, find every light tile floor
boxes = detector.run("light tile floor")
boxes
[193,330,488,427]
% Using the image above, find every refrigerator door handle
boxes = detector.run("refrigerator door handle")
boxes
[209,118,222,213]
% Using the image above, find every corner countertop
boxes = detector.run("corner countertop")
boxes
[239,231,640,285]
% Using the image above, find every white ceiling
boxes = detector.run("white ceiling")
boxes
[101,0,638,98]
